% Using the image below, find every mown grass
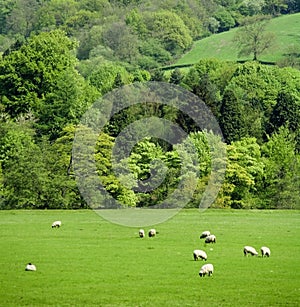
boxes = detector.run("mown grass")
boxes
[0,209,299,306]
[176,13,300,66]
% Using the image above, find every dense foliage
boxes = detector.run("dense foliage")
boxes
[0,1,299,209]
[0,0,299,68]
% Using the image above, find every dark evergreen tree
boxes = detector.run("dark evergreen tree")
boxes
[269,90,300,150]
[269,90,300,133]
[150,69,166,82]
[220,88,247,143]
[169,68,183,85]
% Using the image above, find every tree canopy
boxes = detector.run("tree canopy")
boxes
[0,1,299,210]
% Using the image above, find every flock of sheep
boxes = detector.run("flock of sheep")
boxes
[25,221,271,276]
[194,230,271,277]
[138,228,271,278]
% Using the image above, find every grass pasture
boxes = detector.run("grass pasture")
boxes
[175,13,300,66]
[0,209,299,306]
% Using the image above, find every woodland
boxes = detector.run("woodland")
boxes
[0,0,299,209]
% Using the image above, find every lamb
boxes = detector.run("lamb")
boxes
[199,263,214,277]
[148,229,156,237]
[25,263,36,271]
[193,249,207,261]
[51,220,62,228]
[261,246,271,257]
[139,229,145,238]
[200,231,211,239]
[243,246,258,256]
[205,234,216,244]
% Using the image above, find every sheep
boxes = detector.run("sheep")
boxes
[25,263,36,271]
[51,220,62,228]
[193,249,207,261]
[139,229,145,238]
[148,229,156,237]
[200,231,211,239]
[261,246,271,257]
[199,263,214,277]
[205,234,216,244]
[243,246,258,256]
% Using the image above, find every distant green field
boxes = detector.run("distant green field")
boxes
[0,209,299,306]
[176,13,300,66]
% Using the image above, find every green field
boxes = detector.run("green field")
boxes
[0,209,299,306]
[176,13,300,66]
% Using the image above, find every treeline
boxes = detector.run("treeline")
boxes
[0,26,299,209]
[0,0,299,70]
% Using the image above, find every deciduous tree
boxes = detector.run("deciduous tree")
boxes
[234,15,275,61]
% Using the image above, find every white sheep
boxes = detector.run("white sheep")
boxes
[25,263,36,271]
[205,234,216,244]
[148,229,156,237]
[139,229,145,238]
[200,231,211,239]
[243,246,258,256]
[261,246,271,257]
[199,263,214,277]
[193,249,207,261]
[51,220,62,228]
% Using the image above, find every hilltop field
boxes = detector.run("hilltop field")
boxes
[175,13,300,66]
[0,209,299,306]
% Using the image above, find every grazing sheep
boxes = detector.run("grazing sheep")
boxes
[199,263,214,277]
[243,246,258,256]
[25,263,36,271]
[51,220,62,228]
[139,229,145,238]
[200,231,211,239]
[193,249,207,261]
[205,235,216,244]
[261,246,271,257]
[148,229,156,237]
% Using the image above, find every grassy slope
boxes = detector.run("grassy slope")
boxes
[176,13,300,66]
[0,209,299,306]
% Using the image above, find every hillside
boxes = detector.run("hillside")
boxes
[176,13,300,66]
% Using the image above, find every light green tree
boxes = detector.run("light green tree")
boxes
[215,137,264,208]
[145,10,192,55]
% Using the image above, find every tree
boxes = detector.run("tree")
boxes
[260,126,300,209]
[234,15,276,61]
[213,9,235,32]
[0,30,78,117]
[0,120,48,208]
[150,69,167,82]
[269,90,300,150]
[263,0,288,15]
[87,62,132,95]
[94,132,138,207]
[0,0,42,36]
[238,0,265,16]
[215,137,264,209]
[35,0,78,30]
[169,68,183,85]
[225,61,285,143]
[0,30,97,139]
[102,21,140,63]
[269,90,300,133]
[145,10,192,55]
[44,125,85,209]
[219,87,247,143]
